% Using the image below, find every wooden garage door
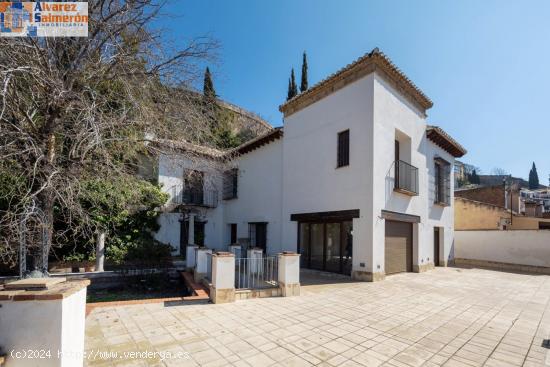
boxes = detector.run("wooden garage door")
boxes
[385,221,413,274]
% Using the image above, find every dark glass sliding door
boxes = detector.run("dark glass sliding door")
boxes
[299,221,352,275]
[325,223,341,273]
[310,223,324,270]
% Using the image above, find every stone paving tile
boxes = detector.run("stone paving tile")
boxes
[85,267,550,366]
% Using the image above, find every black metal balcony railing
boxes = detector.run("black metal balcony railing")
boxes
[169,185,218,208]
[394,160,419,195]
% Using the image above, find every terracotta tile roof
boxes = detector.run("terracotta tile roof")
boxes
[153,128,284,160]
[279,48,433,117]
[152,138,226,159]
[426,125,467,158]
[229,127,283,155]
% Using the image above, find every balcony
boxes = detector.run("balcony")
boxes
[394,160,418,196]
[169,185,218,208]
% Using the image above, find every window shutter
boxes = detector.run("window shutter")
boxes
[337,130,350,167]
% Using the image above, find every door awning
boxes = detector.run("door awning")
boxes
[290,209,360,222]
[381,210,421,223]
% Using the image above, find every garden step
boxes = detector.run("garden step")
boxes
[180,271,210,299]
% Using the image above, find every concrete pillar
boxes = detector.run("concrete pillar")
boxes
[351,217,384,282]
[194,247,212,282]
[210,252,235,303]
[95,230,105,272]
[186,245,198,270]
[278,252,300,297]
[187,213,195,245]
[228,244,241,258]
[0,279,89,367]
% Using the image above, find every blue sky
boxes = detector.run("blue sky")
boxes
[159,0,550,183]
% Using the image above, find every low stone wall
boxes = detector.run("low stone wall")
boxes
[455,230,550,272]
[454,258,550,275]
[57,269,180,290]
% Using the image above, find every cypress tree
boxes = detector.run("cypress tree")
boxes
[529,162,539,189]
[287,69,298,101]
[287,78,292,101]
[300,52,308,92]
[203,66,216,99]
[469,169,480,185]
[290,68,298,98]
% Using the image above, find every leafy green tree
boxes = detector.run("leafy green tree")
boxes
[213,121,241,149]
[300,52,308,92]
[203,66,216,100]
[529,162,539,189]
[469,169,480,185]
[208,105,245,149]
[0,1,217,272]
[77,176,170,265]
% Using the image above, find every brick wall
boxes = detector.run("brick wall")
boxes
[455,186,520,213]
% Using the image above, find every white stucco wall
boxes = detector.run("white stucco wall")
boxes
[455,230,550,268]
[154,143,284,255]
[281,71,456,276]
[371,73,427,273]
[154,213,181,253]
[155,154,225,254]
[371,73,455,273]
[223,140,283,255]
[425,142,456,264]
[153,68,457,278]
[281,73,375,273]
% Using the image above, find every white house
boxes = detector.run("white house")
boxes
[153,48,466,281]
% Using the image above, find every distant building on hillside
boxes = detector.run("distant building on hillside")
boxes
[520,188,550,215]
[454,161,466,188]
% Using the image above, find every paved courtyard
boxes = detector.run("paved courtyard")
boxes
[85,267,550,366]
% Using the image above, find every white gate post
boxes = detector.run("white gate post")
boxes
[278,252,301,297]
[194,247,212,282]
[0,279,90,367]
[211,252,235,303]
